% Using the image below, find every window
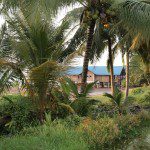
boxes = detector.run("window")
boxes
[87,75,92,78]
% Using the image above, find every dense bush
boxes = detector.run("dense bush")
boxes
[78,111,150,149]
[129,87,150,107]
[130,88,144,95]
[0,95,39,134]
[89,103,118,119]
[0,86,149,149]
[61,115,84,128]
[135,91,150,106]
[0,111,149,150]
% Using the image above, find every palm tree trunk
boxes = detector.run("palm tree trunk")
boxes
[125,50,129,101]
[108,37,115,96]
[81,20,96,93]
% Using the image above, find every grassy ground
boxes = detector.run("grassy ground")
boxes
[0,112,149,150]
[89,95,110,103]
[90,86,150,104]
[0,124,88,150]
[0,86,149,150]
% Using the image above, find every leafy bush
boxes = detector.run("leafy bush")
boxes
[121,79,139,88]
[78,111,150,149]
[130,88,144,95]
[54,78,99,117]
[0,111,149,150]
[78,117,120,149]
[89,103,118,119]
[135,91,150,106]
[0,95,39,134]
[62,115,84,128]
[103,87,124,114]
[129,87,150,106]
[70,98,99,117]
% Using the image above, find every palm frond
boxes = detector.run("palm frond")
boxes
[62,7,84,26]
[115,92,123,106]
[61,26,86,60]
[103,93,114,99]
[0,69,16,94]
[58,103,75,114]
[64,77,79,97]
[84,81,96,95]
[116,0,150,43]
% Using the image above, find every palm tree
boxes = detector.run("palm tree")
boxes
[1,0,149,96]
[125,48,130,101]
[103,87,124,114]
[130,44,150,86]
[60,0,116,94]
[3,0,150,99]
[116,0,150,44]
[107,37,115,96]
[115,31,131,102]
[0,11,70,122]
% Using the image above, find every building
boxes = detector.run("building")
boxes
[67,66,125,88]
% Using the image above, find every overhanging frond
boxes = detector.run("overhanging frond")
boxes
[116,0,150,42]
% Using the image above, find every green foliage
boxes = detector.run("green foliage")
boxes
[78,111,150,149]
[58,78,99,116]
[135,91,150,106]
[0,110,149,150]
[129,86,150,106]
[0,9,70,93]
[0,118,88,150]
[0,10,72,122]
[121,79,136,88]
[0,95,39,134]
[103,87,124,110]
[116,0,150,45]
[59,115,84,128]
[61,77,96,98]
[89,103,118,119]
[130,52,150,86]
[130,88,145,95]
[71,98,99,117]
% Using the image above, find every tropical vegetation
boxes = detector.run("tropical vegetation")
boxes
[0,0,150,149]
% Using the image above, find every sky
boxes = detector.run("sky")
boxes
[0,5,124,67]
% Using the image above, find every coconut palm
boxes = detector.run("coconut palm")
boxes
[116,0,150,46]
[1,0,150,106]
[0,11,72,122]
[115,30,132,102]
[56,0,149,94]
[1,0,150,92]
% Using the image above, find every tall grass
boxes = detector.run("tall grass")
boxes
[0,123,88,150]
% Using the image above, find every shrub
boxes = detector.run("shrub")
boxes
[77,112,150,149]
[130,88,144,95]
[138,91,150,106]
[89,103,118,119]
[125,96,135,106]
[63,115,84,128]
[0,95,39,135]
[78,117,119,149]
[0,111,149,150]
[129,87,150,106]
